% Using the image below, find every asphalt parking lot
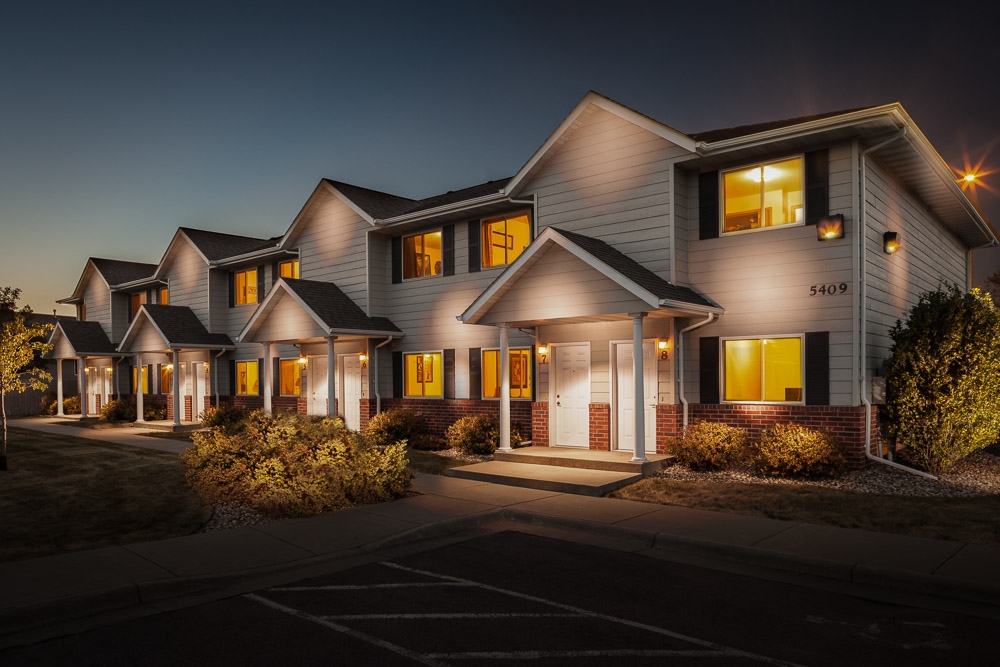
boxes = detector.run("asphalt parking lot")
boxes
[2,530,994,666]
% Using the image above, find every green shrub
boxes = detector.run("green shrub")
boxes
[144,402,167,421]
[364,409,429,448]
[445,415,523,455]
[664,421,747,471]
[62,395,80,415]
[752,423,847,478]
[101,397,135,422]
[40,393,57,415]
[201,403,248,433]
[182,410,412,517]
[886,286,1000,473]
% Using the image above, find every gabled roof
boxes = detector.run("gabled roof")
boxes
[91,258,159,285]
[46,320,121,357]
[179,227,278,261]
[322,180,417,220]
[460,227,722,325]
[241,278,402,341]
[689,107,874,143]
[119,305,234,352]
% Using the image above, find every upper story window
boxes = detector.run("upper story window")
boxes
[722,157,803,235]
[234,268,258,305]
[159,287,169,305]
[404,352,442,397]
[130,292,147,320]
[279,260,300,279]
[403,231,442,279]
[482,348,532,399]
[724,336,802,403]
[482,212,530,268]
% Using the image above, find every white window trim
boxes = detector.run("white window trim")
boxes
[402,230,444,282]
[480,210,533,270]
[719,334,806,405]
[481,346,534,401]
[403,350,445,399]
[719,155,806,237]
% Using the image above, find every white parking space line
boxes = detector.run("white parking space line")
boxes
[269,582,474,591]
[321,613,585,620]
[425,649,734,660]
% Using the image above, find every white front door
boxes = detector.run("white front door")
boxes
[553,344,590,447]
[193,363,207,421]
[86,366,99,414]
[309,356,328,416]
[341,355,362,430]
[103,368,113,406]
[615,342,657,454]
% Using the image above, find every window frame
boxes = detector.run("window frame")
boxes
[720,334,805,405]
[402,230,443,281]
[278,358,301,397]
[480,210,532,269]
[160,365,173,394]
[129,292,147,320]
[233,268,258,306]
[403,350,444,398]
[159,287,169,305]
[481,347,533,400]
[235,360,259,396]
[279,260,300,280]
[719,155,805,237]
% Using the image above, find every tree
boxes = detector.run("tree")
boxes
[0,287,53,470]
[983,269,1000,302]
[885,285,1000,473]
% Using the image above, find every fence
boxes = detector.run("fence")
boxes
[2,388,45,417]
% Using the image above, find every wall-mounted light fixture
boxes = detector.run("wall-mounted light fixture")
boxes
[165,364,173,371]
[537,345,548,363]
[359,353,368,369]
[657,339,669,360]
[883,231,900,254]
[816,214,845,241]
[298,355,308,366]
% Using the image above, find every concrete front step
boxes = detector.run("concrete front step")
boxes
[446,461,643,497]
[494,446,671,475]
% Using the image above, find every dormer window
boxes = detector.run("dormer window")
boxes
[403,231,442,279]
[722,157,804,235]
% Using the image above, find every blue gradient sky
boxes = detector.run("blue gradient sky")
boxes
[2,1,998,313]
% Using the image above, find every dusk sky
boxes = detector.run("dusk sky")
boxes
[2,1,998,314]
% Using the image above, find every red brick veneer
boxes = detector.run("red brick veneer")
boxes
[655,404,682,452]
[379,399,533,440]
[531,402,549,447]
[588,403,610,450]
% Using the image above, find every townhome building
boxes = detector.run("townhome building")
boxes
[49,92,995,468]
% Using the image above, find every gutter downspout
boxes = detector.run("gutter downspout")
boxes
[373,336,394,415]
[859,128,937,479]
[677,312,716,428]
[214,349,226,407]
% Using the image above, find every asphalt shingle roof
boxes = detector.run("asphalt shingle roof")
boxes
[140,305,234,347]
[324,177,511,220]
[90,258,158,286]
[281,278,401,334]
[180,228,279,261]
[551,228,718,310]
[689,106,875,143]
[52,320,119,355]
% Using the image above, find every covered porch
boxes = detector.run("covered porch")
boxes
[45,320,126,418]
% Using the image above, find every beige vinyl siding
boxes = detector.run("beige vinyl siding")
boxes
[129,319,168,351]
[863,156,967,373]
[367,232,389,318]
[224,264,273,338]
[162,239,210,325]
[682,144,856,406]
[672,165,691,285]
[209,269,229,334]
[81,273,112,340]
[519,106,691,279]
[111,292,131,343]
[252,293,327,342]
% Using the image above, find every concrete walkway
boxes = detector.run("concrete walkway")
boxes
[3,465,1000,649]
[8,417,193,453]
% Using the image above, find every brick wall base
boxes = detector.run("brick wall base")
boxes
[380,399,533,440]
[656,404,682,453]
[588,403,610,450]
[531,402,548,447]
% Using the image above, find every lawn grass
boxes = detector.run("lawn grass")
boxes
[0,427,210,563]
[610,478,1000,546]
[405,449,471,475]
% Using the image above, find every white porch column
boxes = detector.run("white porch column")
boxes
[630,312,648,463]
[135,353,144,422]
[79,357,89,418]
[498,323,512,452]
[327,337,336,418]
[262,342,272,415]
[56,360,65,416]
[172,350,181,426]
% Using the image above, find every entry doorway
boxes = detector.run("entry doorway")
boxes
[552,344,589,447]
[340,354,363,431]
[309,356,328,416]
[614,341,657,455]
[192,362,207,421]
[86,366,99,414]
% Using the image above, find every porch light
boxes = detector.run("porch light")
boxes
[658,340,669,360]
[165,364,173,371]
[298,356,307,365]
[359,353,368,368]
[883,231,900,254]
[816,214,844,241]
[537,346,548,363]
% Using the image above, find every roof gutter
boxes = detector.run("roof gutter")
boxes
[373,191,508,227]
[208,245,293,267]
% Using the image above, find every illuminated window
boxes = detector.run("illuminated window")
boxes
[236,361,259,395]
[132,366,149,395]
[279,260,300,279]
[482,348,532,399]
[482,212,530,268]
[160,365,173,394]
[724,337,802,403]
[79,304,86,321]
[403,231,442,279]
[722,157,804,234]
[159,287,169,305]
[130,292,146,319]
[404,352,442,397]
[234,269,258,305]
[279,359,300,396]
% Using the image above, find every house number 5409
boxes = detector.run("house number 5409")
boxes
[809,283,848,296]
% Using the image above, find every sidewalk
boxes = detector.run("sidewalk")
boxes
[2,467,999,650]
[8,417,191,453]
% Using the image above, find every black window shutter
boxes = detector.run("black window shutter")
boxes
[256,266,265,302]
[391,236,402,284]
[467,220,481,273]
[805,331,830,405]
[146,289,153,303]
[392,351,403,398]
[273,357,281,396]
[228,273,235,308]
[147,365,153,395]
[443,349,455,399]
[229,360,236,396]
[468,347,481,400]
[129,364,135,393]
[698,171,719,240]
[155,364,162,393]
[257,358,264,396]
[442,225,455,276]
[272,262,279,283]
[699,336,720,404]
[805,149,829,225]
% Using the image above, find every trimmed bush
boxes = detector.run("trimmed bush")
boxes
[182,410,412,517]
[201,403,248,434]
[62,395,80,415]
[752,423,846,478]
[144,402,167,421]
[101,397,134,422]
[364,409,429,448]
[664,421,747,471]
[445,415,523,455]
[40,393,57,415]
